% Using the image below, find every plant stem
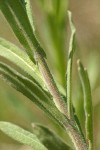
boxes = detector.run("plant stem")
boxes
[63,122,88,150]
[34,49,67,116]
[34,49,88,150]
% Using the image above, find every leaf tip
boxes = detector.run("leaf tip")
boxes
[84,67,87,71]
[77,59,81,65]
[67,10,71,16]
[77,59,81,70]
[67,10,76,33]
[31,123,36,129]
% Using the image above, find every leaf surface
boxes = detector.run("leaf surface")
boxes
[66,11,76,118]
[0,0,45,62]
[32,123,73,150]
[77,60,93,149]
[0,62,69,131]
[0,37,44,88]
[0,121,48,150]
[20,0,35,31]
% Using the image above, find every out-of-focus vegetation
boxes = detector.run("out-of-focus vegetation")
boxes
[0,0,100,149]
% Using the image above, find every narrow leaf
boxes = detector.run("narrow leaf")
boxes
[0,62,51,106]
[32,123,72,150]
[77,60,93,149]
[0,121,48,150]
[0,37,65,97]
[21,0,35,32]
[0,62,70,130]
[0,37,44,88]
[66,11,76,119]
[0,0,46,62]
[73,107,86,144]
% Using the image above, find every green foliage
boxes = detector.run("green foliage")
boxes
[77,60,93,150]
[32,123,71,150]
[37,0,68,86]
[0,61,69,130]
[0,122,48,150]
[66,11,76,119]
[0,37,44,87]
[0,0,45,63]
[0,0,93,150]
[20,0,35,32]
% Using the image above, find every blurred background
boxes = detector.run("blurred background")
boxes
[0,0,100,149]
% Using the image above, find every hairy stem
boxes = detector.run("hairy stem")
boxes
[34,50,88,150]
[62,120,88,150]
[34,49,67,115]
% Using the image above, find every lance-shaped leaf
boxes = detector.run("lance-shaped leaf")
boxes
[0,37,45,88]
[0,121,48,150]
[0,38,65,96]
[66,11,76,119]
[32,123,72,150]
[0,0,46,62]
[0,62,70,130]
[20,0,35,32]
[0,62,51,107]
[77,60,93,149]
